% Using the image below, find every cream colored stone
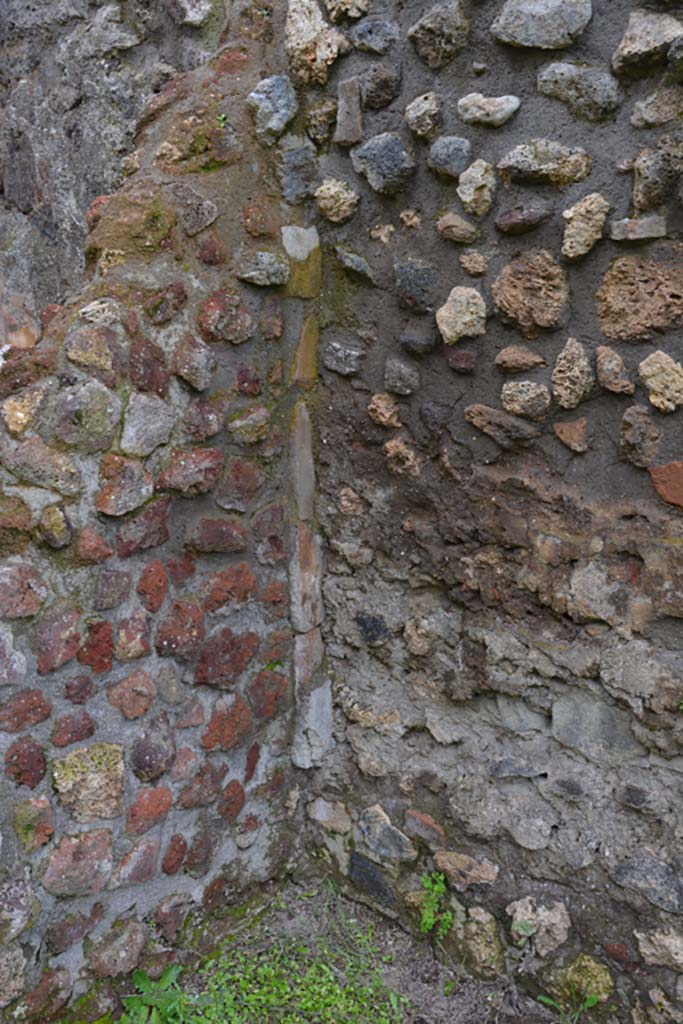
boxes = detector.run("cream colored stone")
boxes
[436,287,486,344]
[635,928,683,970]
[506,895,571,956]
[315,178,359,223]
[456,160,496,216]
[639,351,683,412]
[562,192,610,260]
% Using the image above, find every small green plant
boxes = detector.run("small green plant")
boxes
[538,985,600,1024]
[678,694,683,713]
[216,113,227,128]
[512,919,537,946]
[420,872,453,941]
[120,966,187,1024]
[443,979,457,997]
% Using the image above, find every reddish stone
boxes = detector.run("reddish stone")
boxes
[239,813,260,833]
[14,967,71,1022]
[166,553,196,585]
[137,561,168,613]
[214,457,265,511]
[170,747,198,781]
[235,363,262,396]
[96,455,153,517]
[156,447,223,495]
[259,297,284,341]
[34,605,81,674]
[203,562,257,612]
[202,875,229,913]
[130,335,170,397]
[185,829,212,877]
[186,517,248,553]
[155,600,205,659]
[77,620,114,674]
[162,834,187,875]
[154,895,192,943]
[0,564,49,617]
[444,347,477,374]
[245,742,260,783]
[5,737,47,788]
[197,287,254,345]
[248,669,288,720]
[257,769,286,799]
[183,396,227,440]
[86,194,111,229]
[176,698,205,728]
[13,795,55,850]
[77,527,113,564]
[131,712,176,782]
[261,628,293,665]
[259,580,288,617]
[403,809,446,848]
[64,674,94,705]
[177,761,226,808]
[252,504,285,563]
[40,304,64,329]
[197,233,226,265]
[554,418,588,453]
[217,779,245,821]
[650,462,683,508]
[107,668,156,720]
[90,920,147,975]
[0,345,56,401]
[51,710,96,748]
[117,497,171,558]
[0,689,52,732]
[144,281,187,325]
[243,202,278,238]
[172,333,217,391]
[94,569,132,611]
[200,694,253,751]
[196,627,259,686]
[213,48,249,76]
[46,903,103,954]
[42,830,113,895]
[126,786,173,835]
[115,611,151,660]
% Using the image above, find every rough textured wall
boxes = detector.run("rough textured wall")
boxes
[3,0,683,1022]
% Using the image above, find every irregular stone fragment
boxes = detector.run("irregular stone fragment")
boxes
[597,257,683,342]
[333,78,363,146]
[620,405,661,468]
[495,346,546,373]
[201,693,253,750]
[459,251,487,277]
[38,505,72,550]
[635,928,683,971]
[322,340,366,375]
[8,437,81,495]
[90,921,147,978]
[96,455,153,516]
[506,897,571,956]
[405,92,442,137]
[315,178,359,222]
[609,215,667,242]
[436,212,479,243]
[650,462,683,508]
[247,76,298,145]
[498,139,591,186]
[42,380,121,453]
[117,498,170,558]
[562,193,610,260]
[173,334,217,391]
[324,0,368,20]
[358,804,417,862]
[165,0,212,25]
[361,65,401,109]
[276,135,320,203]
[436,287,486,343]
[538,63,623,121]
[0,688,52,731]
[5,737,46,789]
[236,251,290,287]
[435,850,499,888]
[492,250,569,338]
[198,287,254,345]
[464,405,540,448]
[53,744,124,822]
[632,140,683,212]
[308,797,352,833]
[408,2,469,69]
[491,0,592,50]
[165,182,217,236]
[157,448,222,495]
[121,392,175,457]
[0,945,26,1009]
[285,0,349,85]
[427,136,471,179]
[456,160,496,216]
[351,133,415,194]
[457,93,520,126]
[612,10,683,78]
[2,382,48,436]
[495,204,552,235]
[639,351,683,412]
[554,418,588,452]
[13,796,54,851]
[502,381,551,420]
[552,338,594,409]
[335,247,375,283]
[394,257,437,312]
[351,18,399,53]
[596,346,634,394]
[0,565,48,618]
[107,669,156,720]
[131,713,176,781]
[385,357,420,395]
[368,393,401,428]
[143,282,186,327]
[0,875,35,942]
[186,517,248,553]
[462,907,504,979]
[34,605,81,674]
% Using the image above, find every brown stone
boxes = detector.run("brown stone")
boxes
[96,455,153,517]
[195,627,260,686]
[77,528,114,564]
[77,620,114,674]
[200,694,253,750]
[14,968,71,1021]
[126,786,173,835]
[247,669,289,719]
[107,668,156,720]
[596,346,634,395]
[554,418,589,452]
[155,600,205,659]
[157,447,222,495]
[620,405,662,468]
[464,404,540,448]
[51,710,96,748]
[130,335,170,397]
[0,689,52,732]
[46,903,103,954]
[596,256,683,343]
[495,346,546,373]
[34,605,81,674]
[162,834,187,875]
[217,779,245,821]
[186,517,249,553]
[203,563,257,612]
[117,498,171,558]
[42,830,113,895]
[177,762,225,808]
[5,737,47,789]
[492,250,569,338]
[0,565,49,617]
[137,561,168,612]
[650,462,683,508]
[197,287,254,345]
[434,849,499,889]
[115,612,150,660]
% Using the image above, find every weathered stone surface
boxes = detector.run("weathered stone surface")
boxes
[12,967,71,1021]
[620,406,661,468]
[131,714,176,782]
[196,627,259,686]
[609,215,667,242]
[157,448,222,495]
[635,928,683,971]
[285,0,349,85]
[0,876,35,944]
[198,287,254,345]
[427,136,471,179]
[5,736,46,789]
[351,133,415,194]
[236,251,291,287]
[405,92,442,137]
[13,796,55,851]
[612,10,683,77]
[361,65,401,110]
[117,498,170,557]
[436,287,486,343]
[166,182,217,237]
[315,178,359,222]
[0,565,48,618]
[461,907,504,979]
[333,78,363,146]
[457,93,520,126]
[90,921,147,978]
[358,804,417,862]
[506,897,571,956]
[538,63,622,121]
[42,830,113,895]
[121,392,175,457]
[434,850,499,889]
[492,0,592,49]
[552,338,595,409]
[436,212,479,244]
[53,744,124,822]
[501,381,551,421]
[464,405,540,448]
[495,346,546,373]
[650,462,683,508]
[554,417,588,452]
[325,0,368,21]
[394,258,437,313]
[597,257,683,342]
[408,2,469,69]
[0,689,52,732]
[8,436,81,495]
[165,0,212,26]
[552,690,643,764]
[384,357,420,396]
[43,380,121,453]
[0,945,27,1008]
[247,76,298,145]
[351,18,399,53]
[596,346,634,395]
[34,605,81,674]
[172,334,217,391]
[495,204,551,235]
[201,693,253,751]
[498,139,591,186]
[95,455,153,516]
[492,250,569,338]
[562,193,610,260]
[277,135,320,203]
[639,351,683,412]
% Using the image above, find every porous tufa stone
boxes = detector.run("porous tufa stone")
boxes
[436,287,486,343]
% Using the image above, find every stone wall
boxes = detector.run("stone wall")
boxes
[3,0,683,1021]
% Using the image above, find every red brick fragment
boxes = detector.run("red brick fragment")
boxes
[195,628,259,686]
[77,620,114,674]
[51,710,96,748]
[137,561,168,612]
[200,694,252,751]
[0,689,52,732]
[126,786,173,835]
